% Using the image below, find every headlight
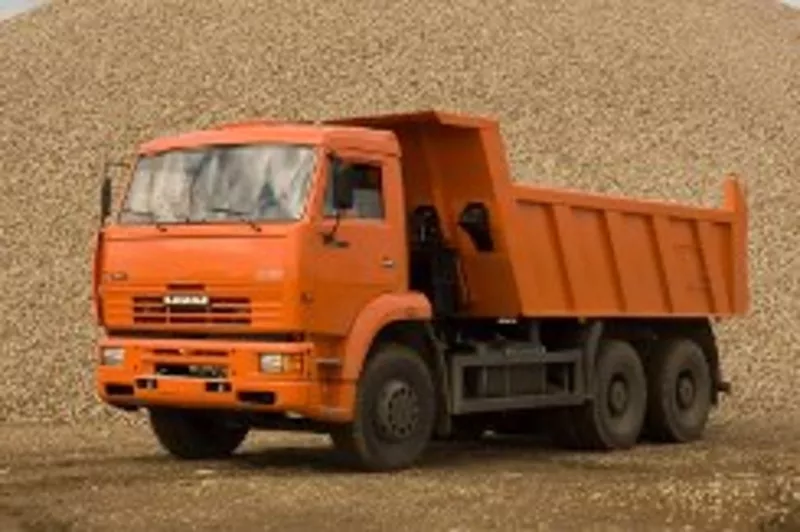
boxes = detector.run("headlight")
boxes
[101,347,125,366]
[258,353,303,374]
[258,353,283,373]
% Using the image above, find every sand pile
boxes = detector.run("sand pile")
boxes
[0,0,797,423]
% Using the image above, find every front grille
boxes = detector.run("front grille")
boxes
[132,295,252,325]
[154,363,228,379]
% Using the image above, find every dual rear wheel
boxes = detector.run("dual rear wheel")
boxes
[551,336,713,450]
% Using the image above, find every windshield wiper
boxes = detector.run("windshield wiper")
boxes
[208,207,261,232]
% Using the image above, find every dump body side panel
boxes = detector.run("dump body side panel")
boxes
[511,179,748,317]
[326,110,749,320]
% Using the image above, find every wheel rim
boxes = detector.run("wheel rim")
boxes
[675,369,696,410]
[607,375,630,417]
[376,379,420,442]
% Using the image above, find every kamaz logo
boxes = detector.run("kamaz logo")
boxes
[163,294,209,306]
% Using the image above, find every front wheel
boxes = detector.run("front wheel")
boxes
[148,408,249,460]
[329,343,436,471]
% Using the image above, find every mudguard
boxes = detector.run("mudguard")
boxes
[340,292,433,381]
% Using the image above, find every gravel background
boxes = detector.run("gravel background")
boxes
[0,0,798,425]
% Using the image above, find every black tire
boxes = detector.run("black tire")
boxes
[329,343,436,471]
[148,408,249,460]
[552,339,647,451]
[644,337,712,443]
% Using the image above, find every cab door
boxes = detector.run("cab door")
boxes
[305,150,407,336]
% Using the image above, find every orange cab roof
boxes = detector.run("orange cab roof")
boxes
[137,122,399,156]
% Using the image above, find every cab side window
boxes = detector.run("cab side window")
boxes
[323,158,385,219]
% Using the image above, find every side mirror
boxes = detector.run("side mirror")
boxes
[99,174,112,225]
[332,164,355,211]
[97,158,130,226]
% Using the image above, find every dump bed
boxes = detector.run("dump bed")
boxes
[327,111,749,319]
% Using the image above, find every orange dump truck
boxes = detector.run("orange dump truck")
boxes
[92,110,749,470]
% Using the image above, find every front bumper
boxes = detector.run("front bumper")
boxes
[95,337,354,423]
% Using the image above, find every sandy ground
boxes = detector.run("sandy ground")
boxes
[1,415,798,532]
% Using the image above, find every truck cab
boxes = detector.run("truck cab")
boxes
[95,120,420,414]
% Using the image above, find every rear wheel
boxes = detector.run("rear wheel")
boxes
[551,339,647,450]
[329,343,436,471]
[148,408,249,460]
[645,337,712,443]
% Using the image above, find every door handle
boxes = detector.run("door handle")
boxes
[381,257,395,269]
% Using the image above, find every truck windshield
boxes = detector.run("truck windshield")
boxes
[118,143,317,224]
